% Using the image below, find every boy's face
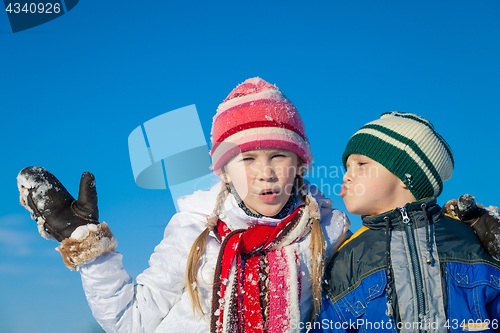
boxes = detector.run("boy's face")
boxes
[341,154,416,216]
[224,149,302,217]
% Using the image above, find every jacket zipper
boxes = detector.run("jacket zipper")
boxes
[399,206,425,331]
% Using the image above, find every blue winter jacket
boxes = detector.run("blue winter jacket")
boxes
[311,198,500,333]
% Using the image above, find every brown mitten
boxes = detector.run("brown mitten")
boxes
[17,167,116,270]
[18,166,99,241]
[444,194,500,262]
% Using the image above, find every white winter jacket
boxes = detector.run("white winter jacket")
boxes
[79,182,350,333]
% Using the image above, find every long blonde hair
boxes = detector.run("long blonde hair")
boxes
[184,173,326,317]
[296,173,326,317]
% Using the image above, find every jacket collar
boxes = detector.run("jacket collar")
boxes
[177,181,309,230]
[223,193,305,230]
[362,197,442,230]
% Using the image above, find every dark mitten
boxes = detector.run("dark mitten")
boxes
[17,167,116,270]
[444,194,500,262]
[17,166,99,241]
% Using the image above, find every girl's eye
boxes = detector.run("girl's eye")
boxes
[272,154,286,159]
[242,157,254,162]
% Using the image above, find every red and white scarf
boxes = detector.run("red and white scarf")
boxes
[210,205,312,333]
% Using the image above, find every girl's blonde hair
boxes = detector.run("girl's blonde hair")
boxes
[185,173,326,318]
[295,173,326,317]
[185,180,229,317]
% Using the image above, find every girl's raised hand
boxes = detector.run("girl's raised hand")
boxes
[17,166,99,242]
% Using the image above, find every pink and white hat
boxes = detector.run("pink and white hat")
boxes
[210,77,313,175]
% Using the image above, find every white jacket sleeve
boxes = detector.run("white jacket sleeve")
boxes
[79,211,207,333]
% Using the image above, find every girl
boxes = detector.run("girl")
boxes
[17,77,350,332]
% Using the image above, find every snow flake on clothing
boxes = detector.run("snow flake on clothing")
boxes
[79,180,350,333]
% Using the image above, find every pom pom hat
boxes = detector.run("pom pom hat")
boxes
[210,77,313,175]
[342,112,454,200]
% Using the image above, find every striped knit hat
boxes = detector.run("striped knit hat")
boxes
[210,77,313,175]
[342,112,454,200]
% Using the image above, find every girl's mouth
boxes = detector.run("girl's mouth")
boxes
[259,189,278,203]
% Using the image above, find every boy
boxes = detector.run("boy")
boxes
[313,112,500,333]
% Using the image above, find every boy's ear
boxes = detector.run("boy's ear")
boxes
[399,178,417,202]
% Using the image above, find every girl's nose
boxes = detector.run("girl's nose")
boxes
[259,162,277,182]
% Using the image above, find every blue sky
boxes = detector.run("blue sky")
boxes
[1,0,499,332]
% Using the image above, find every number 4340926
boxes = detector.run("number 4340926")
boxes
[5,3,61,14]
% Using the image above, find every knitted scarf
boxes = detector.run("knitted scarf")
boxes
[210,204,312,333]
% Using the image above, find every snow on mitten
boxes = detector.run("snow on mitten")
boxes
[17,167,117,270]
[444,194,500,262]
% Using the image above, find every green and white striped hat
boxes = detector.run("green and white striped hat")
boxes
[342,112,454,200]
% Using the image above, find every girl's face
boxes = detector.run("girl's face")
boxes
[224,149,302,217]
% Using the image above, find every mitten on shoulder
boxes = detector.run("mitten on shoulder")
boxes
[444,194,500,262]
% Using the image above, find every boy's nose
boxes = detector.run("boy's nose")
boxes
[343,169,352,183]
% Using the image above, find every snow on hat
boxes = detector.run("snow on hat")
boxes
[342,112,454,200]
[210,77,313,175]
